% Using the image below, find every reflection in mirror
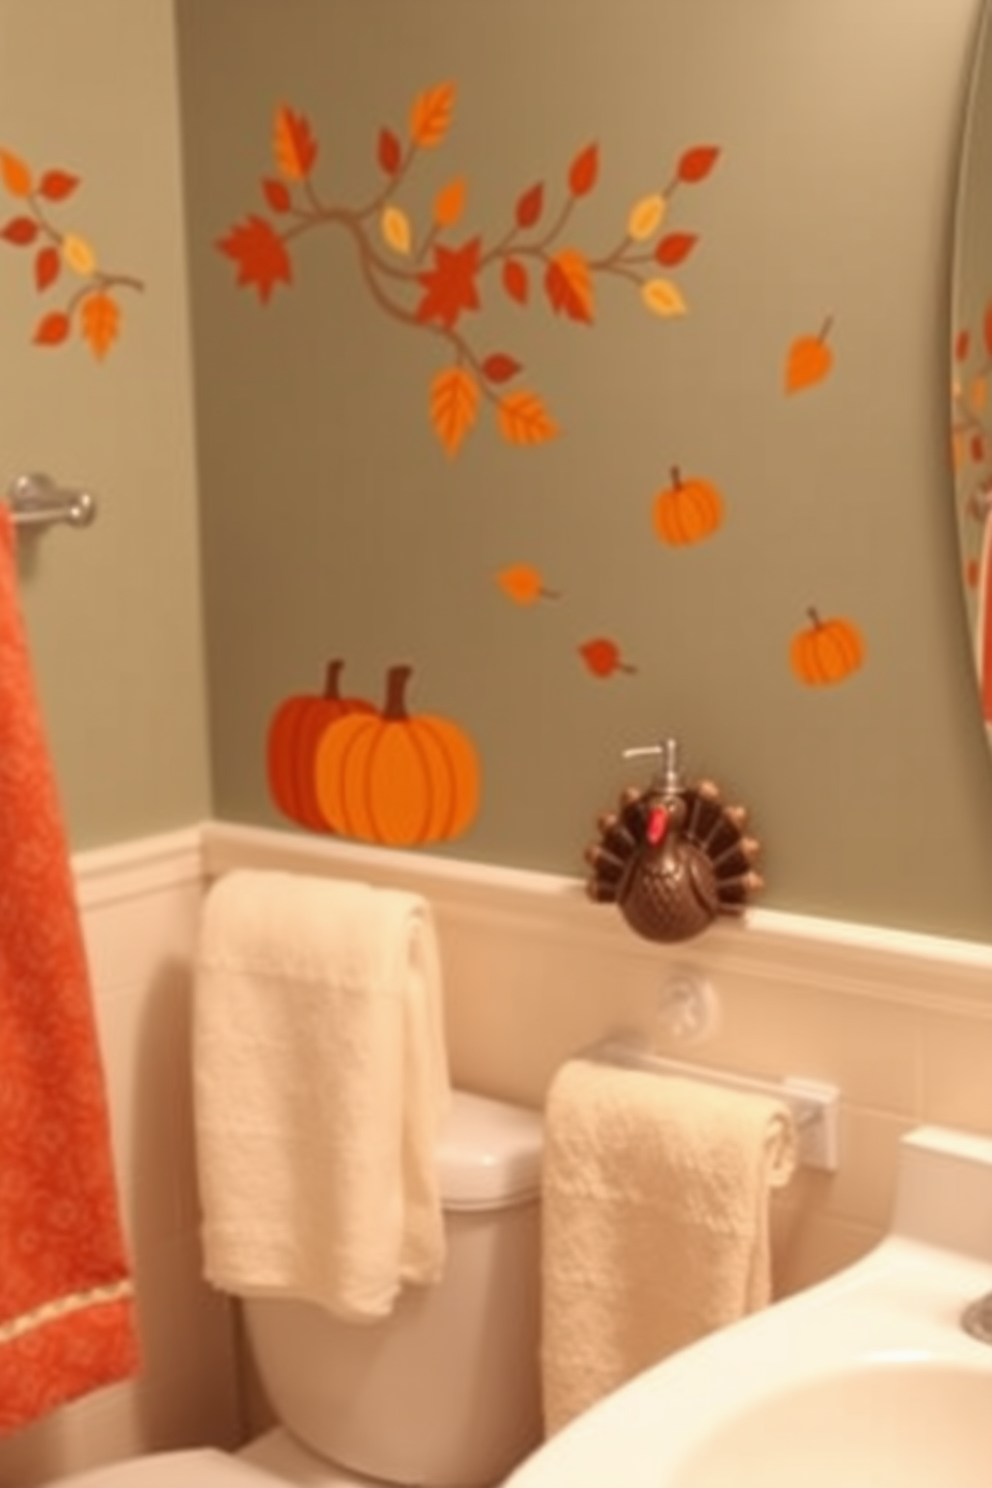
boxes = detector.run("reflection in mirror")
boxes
[953,0,992,742]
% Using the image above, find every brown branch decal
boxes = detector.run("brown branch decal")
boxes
[217,85,721,458]
[0,149,145,359]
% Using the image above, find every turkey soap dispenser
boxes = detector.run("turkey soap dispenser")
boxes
[585,738,763,943]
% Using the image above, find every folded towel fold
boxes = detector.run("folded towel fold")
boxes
[193,868,451,1323]
[0,507,139,1434]
[541,1057,796,1436]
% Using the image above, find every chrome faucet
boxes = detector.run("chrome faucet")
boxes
[962,1291,992,1343]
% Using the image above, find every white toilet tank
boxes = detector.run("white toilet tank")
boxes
[242,1089,545,1488]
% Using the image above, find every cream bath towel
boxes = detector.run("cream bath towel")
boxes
[193,869,450,1322]
[541,1057,796,1436]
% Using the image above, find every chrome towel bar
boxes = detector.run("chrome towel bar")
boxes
[6,472,97,531]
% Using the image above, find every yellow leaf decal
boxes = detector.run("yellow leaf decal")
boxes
[0,149,33,197]
[433,176,467,228]
[627,193,666,242]
[430,365,479,458]
[410,81,456,148]
[641,278,687,317]
[81,291,120,360]
[381,205,413,256]
[497,390,560,446]
[62,232,97,276]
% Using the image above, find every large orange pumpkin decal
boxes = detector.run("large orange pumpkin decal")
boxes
[266,658,376,830]
[315,663,481,846]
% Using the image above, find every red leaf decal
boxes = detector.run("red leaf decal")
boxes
[34,244,60,291]
[415,238,483,329]
[38,168,80,202]
[262,177,292,213]
[655,231,699,267]
[1,215,38,246]
[955,329,971,362]
[481,353,522,384]
[34,310,71,346]
[568,143,599,197]
[378,127,402,176]
[216,214,293,303]
[515,183,544,229]
[678,145,721,183]
[502,258,529,306]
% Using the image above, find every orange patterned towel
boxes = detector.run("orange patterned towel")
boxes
[0,508,139,1435]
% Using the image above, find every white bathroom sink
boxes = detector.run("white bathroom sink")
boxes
[504,1126,992,1488]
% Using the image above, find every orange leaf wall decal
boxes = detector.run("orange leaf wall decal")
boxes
[34,310,71,346]
[217,215,293,302]
[430,365,480,458]
[273,105,318,181]
[568,144,599,197]
[785,316,835,394]
[496,564,560,605]
[497,390,560,445]
[433,176,467,228]
[410,82,456,148]
[39,168,79,202]
[545,249,594,324]
[677,145,721,183]
[0,149,32,197]
[81,291,120,359]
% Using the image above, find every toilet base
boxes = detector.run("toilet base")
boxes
[238,1427,388,1486]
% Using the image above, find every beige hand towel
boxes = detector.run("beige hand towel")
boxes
[541,1057,796,1436]
[193,869,450,1323]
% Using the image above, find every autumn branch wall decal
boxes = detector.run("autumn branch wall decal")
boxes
[0,148,144,359]
[216,83,721,458]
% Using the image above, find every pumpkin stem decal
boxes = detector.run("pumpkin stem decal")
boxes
[314,662,482,847]
[790,607,866,686]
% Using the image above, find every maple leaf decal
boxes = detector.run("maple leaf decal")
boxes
[416,238,482,329]
[217,215,292,304]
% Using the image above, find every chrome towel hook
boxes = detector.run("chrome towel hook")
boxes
[6,472,97,531]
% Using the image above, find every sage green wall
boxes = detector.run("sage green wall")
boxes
[0,0,210,847]
[177,0,992,941]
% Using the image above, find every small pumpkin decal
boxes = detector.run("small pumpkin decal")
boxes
[790,608,866,686]
[652,466,724,545]
[266,658,376,830]
[315,663,481,846]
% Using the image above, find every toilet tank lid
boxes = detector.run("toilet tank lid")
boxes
[439,1090,544,1208]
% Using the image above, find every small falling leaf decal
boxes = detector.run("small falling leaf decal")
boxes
[627,193,666,242]
[410,81,457,149]
[381,205,413,256]
[430,365,480,459]
[641,278,687,317]
[497,390,560,446]
[579,637,637,678]
[273,105,318,181]
[785,316,835,394]
[496,564,560,606]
